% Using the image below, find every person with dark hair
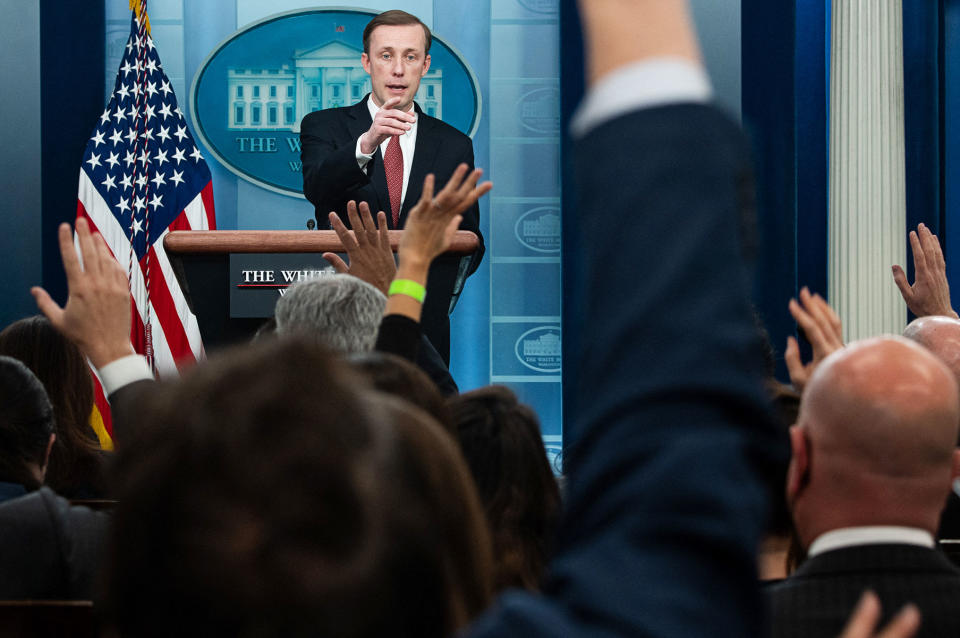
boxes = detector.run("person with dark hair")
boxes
[0,355,109,598]
[0,315,108,498]
[104,339,493,637]
[361,9,431,56]
[348,351,454,435]
[448,385,560,592]
[300,8,483,364]
[0,355,56,494]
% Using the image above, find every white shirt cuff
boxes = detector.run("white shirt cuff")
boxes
[570,57,712,138]
[355,136,374,171]
[97,354,153,396]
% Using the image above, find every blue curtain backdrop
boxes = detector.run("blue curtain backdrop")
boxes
[945,0,960,303]
[903,0,945,302]
[741,0,828,381]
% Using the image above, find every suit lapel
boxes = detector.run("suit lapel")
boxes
[347,96,391,222]
[402,105,441,224]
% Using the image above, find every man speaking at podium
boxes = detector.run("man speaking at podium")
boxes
[300,10,484,364]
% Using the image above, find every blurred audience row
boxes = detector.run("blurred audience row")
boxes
[0,2,946,637]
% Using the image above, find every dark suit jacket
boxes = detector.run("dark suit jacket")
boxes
[300,97,484,363]
[464,105,782,637]
[766,543,960,638]
[938,491,960,539]
[0,486,109,599]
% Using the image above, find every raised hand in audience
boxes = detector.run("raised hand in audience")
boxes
[785,286,843,392]
[892,223,958,319]
[323,201,396,295]
[30,218,134,368]
[386,164,492,322]
[838,591,920,638]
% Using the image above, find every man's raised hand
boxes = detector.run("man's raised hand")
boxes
[838,591,920,638]
[892,223,958,319]
[324,200,397,295]
[359,96,416,154]
[785,287,844,393]
[31,218,135,368]
[398,163,493,268]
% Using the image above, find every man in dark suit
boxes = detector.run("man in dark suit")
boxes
[767,336,960,637]
[0,355,108,599]
[300,9,482,364]
[903,315,960,540]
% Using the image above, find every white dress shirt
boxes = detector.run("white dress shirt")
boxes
[807,526,935,558]
[571,57,712,138]
[97,353,154,395]
[355,95,418,208]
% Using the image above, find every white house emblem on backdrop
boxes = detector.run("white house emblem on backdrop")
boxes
[515,327,562,373]
[515,207,561,253]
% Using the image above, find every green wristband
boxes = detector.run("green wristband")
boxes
[388,279,426,303]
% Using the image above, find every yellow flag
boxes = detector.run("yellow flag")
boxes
[129,0,152,35]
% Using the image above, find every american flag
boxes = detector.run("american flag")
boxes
[78,6,214,379]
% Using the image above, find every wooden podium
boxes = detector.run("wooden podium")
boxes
[163,230,479,350]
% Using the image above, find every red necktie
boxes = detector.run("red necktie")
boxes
[384,135,403,227]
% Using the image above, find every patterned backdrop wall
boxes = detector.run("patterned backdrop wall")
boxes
[105,0,563,468]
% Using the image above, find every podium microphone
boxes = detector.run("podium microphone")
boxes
[306,219,316,230]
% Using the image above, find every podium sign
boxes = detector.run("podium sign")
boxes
[229,253,341,318]
[164,230,477,351]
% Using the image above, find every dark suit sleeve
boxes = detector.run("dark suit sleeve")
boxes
[107,378,156,443]
[464,105,783,637]
[300,110,371,227]
[375,314,459,396]
[456,141,484,274]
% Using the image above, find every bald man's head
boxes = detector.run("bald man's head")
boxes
[788,337,960,544]
[904,316,960,388]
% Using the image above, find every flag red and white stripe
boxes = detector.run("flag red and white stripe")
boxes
[77,4,214,379]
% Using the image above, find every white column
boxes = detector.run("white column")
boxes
[829,0,907,341]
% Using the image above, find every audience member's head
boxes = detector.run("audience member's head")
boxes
[448,385,560,592]
[105,338,492,638]
[274,274,385,354]
[760,379,803,578]
[765,379,800,535]
[252,316,277,342]
[0,355,55,491]
[348,351,454,436]
[787,337,960,549]
[0,315,106,497]
[904,315,960,392]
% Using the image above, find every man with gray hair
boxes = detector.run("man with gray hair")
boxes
[274,274,385,354]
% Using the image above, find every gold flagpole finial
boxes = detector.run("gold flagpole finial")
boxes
[129,0,152,36]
